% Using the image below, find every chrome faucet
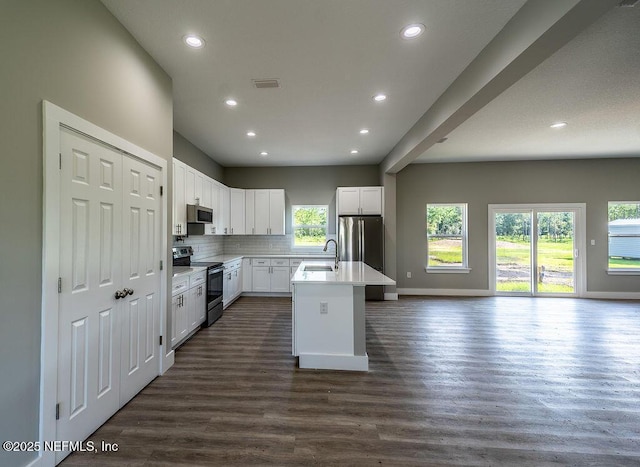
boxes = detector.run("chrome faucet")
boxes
[323,239,339,270]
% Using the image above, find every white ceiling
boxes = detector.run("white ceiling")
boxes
[416,4,640,163]
[101,0,639,168]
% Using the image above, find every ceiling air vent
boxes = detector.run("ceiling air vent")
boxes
[252,79,280,89]
[618,0,637,7]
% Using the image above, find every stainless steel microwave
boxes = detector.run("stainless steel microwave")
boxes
[187,204,213,223]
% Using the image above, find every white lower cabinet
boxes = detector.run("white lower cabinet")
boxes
[171,275,189,348]
[188,271,207,332]
[290,258,303,292]
[251,258,292,293]
[242,258,253,291]
[172,269,207,349]
[223,259,242,309]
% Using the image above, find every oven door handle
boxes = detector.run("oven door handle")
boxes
[209,267,224,274]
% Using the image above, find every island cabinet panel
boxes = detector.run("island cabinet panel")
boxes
[293,284,361,360]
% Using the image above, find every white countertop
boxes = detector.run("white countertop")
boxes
[199,253,334,263]
[291,261,396,286]
[172,265,207,278]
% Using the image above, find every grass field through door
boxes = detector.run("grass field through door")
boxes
[495,237,574,293]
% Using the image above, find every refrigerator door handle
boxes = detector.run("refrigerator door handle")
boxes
[360,219,365,262]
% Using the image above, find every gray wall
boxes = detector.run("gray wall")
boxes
[225,165,380,234]
[396,158,640,293]
[0,1,172,465]
[174,130,224,181]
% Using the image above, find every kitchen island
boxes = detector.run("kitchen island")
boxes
[291,261,395,371]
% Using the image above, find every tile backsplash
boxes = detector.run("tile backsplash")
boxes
[173,235,224,261]
[173,233,335,260]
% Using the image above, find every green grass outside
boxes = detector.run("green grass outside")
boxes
[294,234,326,247]
[427,239,462,266]
[496,237,574,269]
[497,281,574,293]
[429,237,639,289]
[609,257,640,268]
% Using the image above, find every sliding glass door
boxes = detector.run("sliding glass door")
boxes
[490,204,584,296]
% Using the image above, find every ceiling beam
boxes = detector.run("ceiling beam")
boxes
[380,0,620,174]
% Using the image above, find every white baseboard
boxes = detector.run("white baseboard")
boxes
[396,288,639,300]
[584,291,640,300]
[384,293,398,301]
[398,288,491,297]
[299,353,368,372]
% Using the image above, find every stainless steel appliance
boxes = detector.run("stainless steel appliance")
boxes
[172,246,224,327]
[186,204,213,223]
[338,216,384,300]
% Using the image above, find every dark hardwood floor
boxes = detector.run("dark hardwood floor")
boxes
[62,296,640,466]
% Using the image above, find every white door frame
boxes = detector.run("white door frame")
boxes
[488,203,587,297]
[38,101,172,467]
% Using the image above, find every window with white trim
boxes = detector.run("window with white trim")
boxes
[292,205,327,248]
[608,202,640,272]
[426,203,468,270]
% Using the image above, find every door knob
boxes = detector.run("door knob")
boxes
[115,290,124,299]
[124,288,134,296]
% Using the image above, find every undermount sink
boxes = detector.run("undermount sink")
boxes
[304,265,333,272]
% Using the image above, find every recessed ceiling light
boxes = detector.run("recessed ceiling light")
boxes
[373,94,387,102]
[359,129,369,134]
[401,23,425,39]
[246,131,256,137]
[550,122,567,128]
[183,34,205,48]
[350,149,359,155]
[260,151,268,156]
[225,99,238,107]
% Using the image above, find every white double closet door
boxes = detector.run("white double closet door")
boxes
[56,127,162,458]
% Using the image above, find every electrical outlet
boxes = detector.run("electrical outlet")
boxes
[320,302,328,314]
[236,243,240,249]
[269,243,273,249]
[407,271,412,278]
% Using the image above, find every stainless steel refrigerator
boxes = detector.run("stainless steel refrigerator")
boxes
[338,216,384,300]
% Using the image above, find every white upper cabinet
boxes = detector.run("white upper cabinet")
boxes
[268,189,285,235]
[173,159,285,236]
[245,189,255,235]
[172,159,187,235]
[229,188,245,235]
[186,166,207,207]
[337,186,383,215]
[216,182,230,235]
[253,189,271,235]
[248,189,285,235]
[201,176,213,210]
[185,165,196,205]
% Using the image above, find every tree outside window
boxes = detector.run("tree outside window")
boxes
[293,205,327,248]
[426,203,468,268]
